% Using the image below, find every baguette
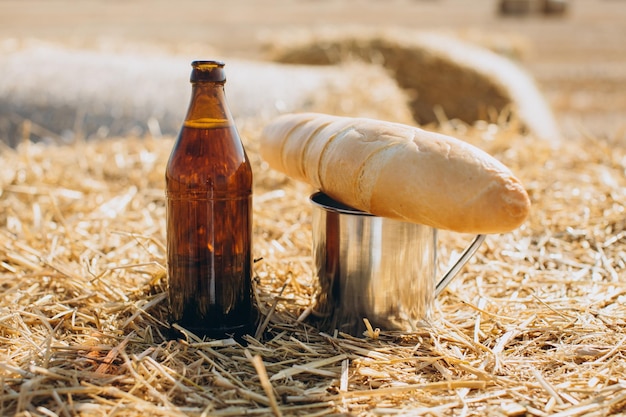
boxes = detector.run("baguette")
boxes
[259,112,530,233]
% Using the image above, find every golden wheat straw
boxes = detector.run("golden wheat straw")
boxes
[0,95,625,416]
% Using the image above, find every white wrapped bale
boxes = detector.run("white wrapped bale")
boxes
[0,40,412,146]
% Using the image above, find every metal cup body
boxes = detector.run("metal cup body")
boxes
[310,192,437,336]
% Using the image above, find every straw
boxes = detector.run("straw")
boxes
[0,85,625,416]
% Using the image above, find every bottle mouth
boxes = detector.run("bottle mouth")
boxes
[190,60,226,83]
[192,60,225,68]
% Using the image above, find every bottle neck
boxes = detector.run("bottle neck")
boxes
[183,82,233,129]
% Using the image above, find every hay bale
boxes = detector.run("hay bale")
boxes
[542,0,569,15]
[268,28,561,142]
[498,0,533,15]
[0,40,412,146]
[498,0,569,16]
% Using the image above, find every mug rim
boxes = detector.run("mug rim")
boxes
[309,191,375,217]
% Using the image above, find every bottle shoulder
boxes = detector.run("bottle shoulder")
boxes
[166,126,252,193]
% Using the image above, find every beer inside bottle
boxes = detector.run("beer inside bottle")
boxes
[166,61,255,339]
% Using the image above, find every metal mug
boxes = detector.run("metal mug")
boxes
[309,191,485,336]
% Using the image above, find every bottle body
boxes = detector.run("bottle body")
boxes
[166,61,255,339]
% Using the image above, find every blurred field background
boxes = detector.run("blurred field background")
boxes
[0,0,625,140]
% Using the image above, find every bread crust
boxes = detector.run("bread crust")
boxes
[260,112,530,233]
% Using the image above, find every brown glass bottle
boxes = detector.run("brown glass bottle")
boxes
[166,60,255,339]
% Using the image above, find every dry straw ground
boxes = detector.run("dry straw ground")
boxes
[1,110,625,415]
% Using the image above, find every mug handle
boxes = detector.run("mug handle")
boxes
[434,234,486,297]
